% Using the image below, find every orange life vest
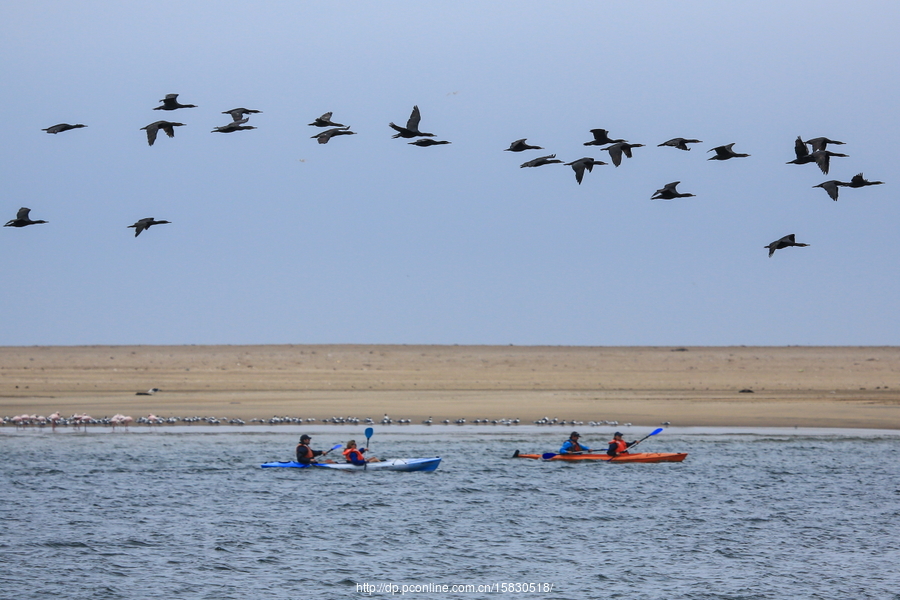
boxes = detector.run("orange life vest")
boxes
[343,448,366,464]
[609,439,629,454]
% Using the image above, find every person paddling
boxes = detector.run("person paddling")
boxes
[342,439,380,465]
[559,431,591,455]
[607,431,637,457]
[295,434,334,464]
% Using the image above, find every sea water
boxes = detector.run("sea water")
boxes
[1,426,898,600]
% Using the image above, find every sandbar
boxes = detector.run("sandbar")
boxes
[1,345,898,429]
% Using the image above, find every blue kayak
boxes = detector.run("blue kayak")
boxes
[260,457,441,472]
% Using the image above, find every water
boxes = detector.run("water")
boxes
[1,427,899,600]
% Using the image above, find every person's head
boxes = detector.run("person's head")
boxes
[570,431,580,440]
[346,439,357,449]
[300,434,311,444]
[613,432,623,439]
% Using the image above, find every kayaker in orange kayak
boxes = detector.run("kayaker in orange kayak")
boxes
[607,431,637,457]
[559,431,592,455]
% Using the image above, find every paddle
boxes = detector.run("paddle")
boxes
[608,427,663,462]
[322,443,342,456]
[363,427,374,470]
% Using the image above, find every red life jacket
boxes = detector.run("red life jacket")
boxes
[568,439,584,452]
[609,439,628,454]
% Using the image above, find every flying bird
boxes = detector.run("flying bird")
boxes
[389,105,434,138]
[809,149,848,175]
[136,388,160,396]
[812,180,847,201]
[786,136,815,166]
[564,157,606,184]
[128,218,171,237]
[658,137,702,151]
[603,142,644,167]
[583,129,625,146]
[520,154,563,168]
[222,108,261,122]
[651,181,695,200]
[765,234,809,257]
[846,173,884,188]
[504,139,543,152]
[154,94,197,110]
[408,139,450,147]
[311,126,356,144]
[804,137,845,153]
[309,112,344,127]
[212,119,257,133]
[141,121,185,146]
[708,143,750,160]
[42,123,86,134]
[4,207,48,227]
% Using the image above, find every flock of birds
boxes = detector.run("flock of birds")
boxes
[11,95,886,256]
[3,411,652,429]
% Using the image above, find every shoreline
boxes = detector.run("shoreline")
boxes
[2,344,898,430]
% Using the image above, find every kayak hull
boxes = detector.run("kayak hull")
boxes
[515,452,687,463]
[261,457,441,472]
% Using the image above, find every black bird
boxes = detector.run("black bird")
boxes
[504,139,543,152]
[309,112,344,127]
[804,137,845,153]
[212,119,257,133]
[141,121,185,146]
[708,143,750,160]
[846,173,883,188]
[408,139,450,147]
[813,180,847,201]
[603,142,644,167]
[583,129,625,146]
[786,136,815,166]
[389,105,434,138]
[222,108,261,122]
[765,234,809,257]
[564,157,606,184]
[658,137,702,151]
[651,181,695,200]
[128,218,171,237]
[520,154,563,168]
[810,149,848,175]
[154,94,197,110]
[42,123,86,134]
[4,207,48,227]
[311,126,356,144]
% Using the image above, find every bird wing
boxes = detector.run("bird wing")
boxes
[813,151,830,175]
[143,122,160,145]
[606,144,623,166]
[407,105,421,131]
[570,161,586,184]
[591,129,610,143]
[794,136,809,159]
[17,207,31,220]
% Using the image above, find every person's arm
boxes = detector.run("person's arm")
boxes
[607,442,617,457]
[559,441,572,454]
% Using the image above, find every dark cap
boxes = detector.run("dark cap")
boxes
[300,434,311,441]
[614,431,623,437]
[570,431,580,438]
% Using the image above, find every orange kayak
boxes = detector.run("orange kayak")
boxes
[513,451,687,463]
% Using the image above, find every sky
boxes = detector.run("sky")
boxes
[1,1,898,347]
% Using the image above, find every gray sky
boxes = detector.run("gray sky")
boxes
[2,1,898,346]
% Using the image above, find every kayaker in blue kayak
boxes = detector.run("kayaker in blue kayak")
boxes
[296,434,335,464]
[607,431,637,457]
[342,439,380,465]
[559,431,591,454]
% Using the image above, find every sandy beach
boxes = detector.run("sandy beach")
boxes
[1,345,898,429]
